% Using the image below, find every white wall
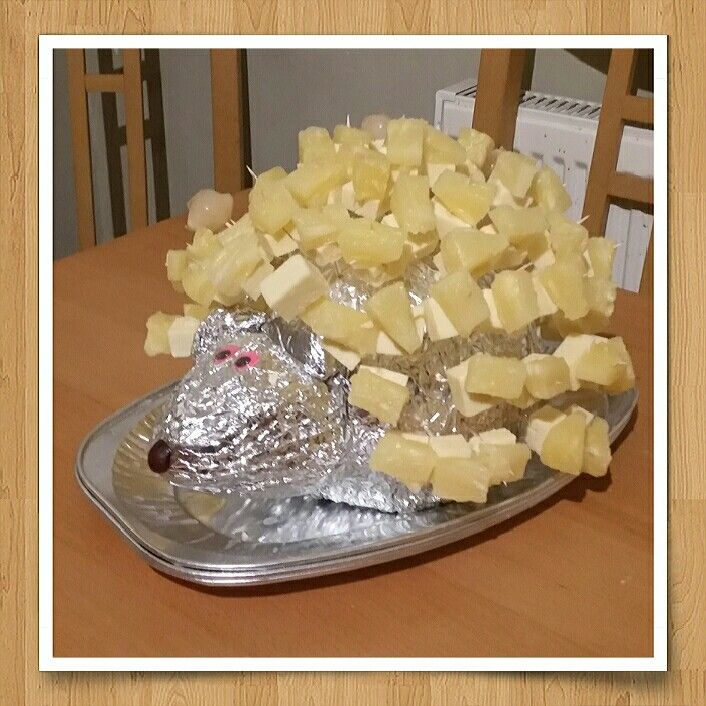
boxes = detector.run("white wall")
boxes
[53,48,650,259]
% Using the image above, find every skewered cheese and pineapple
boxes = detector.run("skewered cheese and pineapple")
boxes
[145,116,635,495]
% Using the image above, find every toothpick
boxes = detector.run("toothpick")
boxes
[346,114,351,127]
[246,165,258,182]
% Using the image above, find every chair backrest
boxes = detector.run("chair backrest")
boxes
[210,49,251,196]
[67,49,147,249]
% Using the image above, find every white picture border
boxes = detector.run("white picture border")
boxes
[39,34,668,672]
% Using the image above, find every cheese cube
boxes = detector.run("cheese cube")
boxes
[465,353,527,400]
[525,405,566,454]
[425,163,455,188]
[481,289,503,329]
[167,316,201,358]
[429,434,472,458]
[349,367,410,425]
[165,249,188,282]
[260,254,329,322]
[259,230,299,258]
[532,274,559,317]
[469,428,517,450]
[369,432,436,490]
[424,297,459,341]
[375,329,404,356]
[314,242,343,267]
[523,353,571,399]
[446,358,496,418]
[553,333,605,391]
[144,312,177,357]
[322,340,361,371]
[433,198,471,238]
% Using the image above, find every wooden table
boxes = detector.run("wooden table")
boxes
[53,194,653,658]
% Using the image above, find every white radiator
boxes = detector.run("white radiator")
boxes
[434,80,654,292]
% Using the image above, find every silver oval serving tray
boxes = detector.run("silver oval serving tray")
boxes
[76,381,637,586]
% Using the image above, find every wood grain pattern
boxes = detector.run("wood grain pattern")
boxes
[1,1,702,705]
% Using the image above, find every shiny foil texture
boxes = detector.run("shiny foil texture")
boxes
[153,298,536,513]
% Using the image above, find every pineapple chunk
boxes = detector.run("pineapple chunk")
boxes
[301,298,376,354]
[457,127,495,168]
[530,166,571,213]
[604,337,636,393]
[539,254,590,321]
[390,173,435,234]
[406,229,439,260]
[167,316,201,358]
[165,249,188,282]
[333,124,372,146]
[523,353,571,399]
[425,162,455,188]
[433,198,471,238]
[465,353,527,400]
[575,340,623,387]
[430,270,490,335]
[488,150,539,198]
[258,230,298,258]
[546,310,611,338]
[506,387,536,409]
[474,442,531,485]
[440,227,509,276]
[348,368,410,425]
[259,254,329,322]
[144,312,177,356]
[385,117,427,167]
[540,410,587,475]
[585,237,617,279]
[585,276,617,317]
[583,417,611,476]
[553,333,605,390]
[209,234,262,298]
[491,269,540,333]
[248,179,299,234]
[432,170,493,226]
[446,358,496,418]
[547,213,589,256]
[294,203,349,251]
[424,125,467,164]
[430,456,490,503]
[364,281,421,354]
[369,432,436,490]
[182,262,217,306]
[284,160,346,205]
[533,273,559,317]
[299,126,336,162]
[488,205,547,244]
[338,218,404,267]
[481,288,503,329]
[352,148,390,202]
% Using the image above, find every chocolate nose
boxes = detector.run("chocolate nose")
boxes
[147,439,172,474]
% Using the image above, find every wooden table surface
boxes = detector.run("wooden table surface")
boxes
[53,193,654,658]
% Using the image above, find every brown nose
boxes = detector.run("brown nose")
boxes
[147,439,172,473]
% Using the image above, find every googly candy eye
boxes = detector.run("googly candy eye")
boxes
[213,344,241,364]
[232,350,261,371]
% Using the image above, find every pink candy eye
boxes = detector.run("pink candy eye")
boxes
[232,350,260,371]
[213,344,240,364]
